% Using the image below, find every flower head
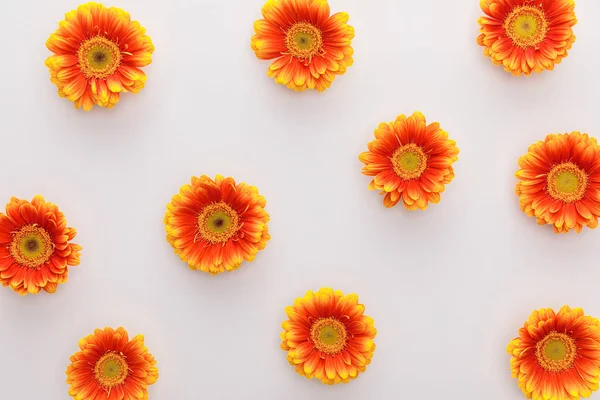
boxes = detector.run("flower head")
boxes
[66,327,158,400]
[507,306,600,400]
[359,112,459,210]
[46,2,154,110]
[164,175,270,275]
[281,288,376,385]
[477,0,577,76]
[251,0,354,92]
[0,196,81,295]
[515,132,600,233]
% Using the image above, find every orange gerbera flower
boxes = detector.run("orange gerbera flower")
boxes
[0,196,81,295]
[477,0,577,76]
[46,2,154,111]
[507,306,600,400]
[281,288,376,385]
[359,112,459,210]
[164,175,270,275]
[66,327,158,400]
[515,132,600,234]
[251,0,354,92]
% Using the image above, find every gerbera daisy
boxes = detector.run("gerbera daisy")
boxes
[515,132,600,234]
[46,2,154,111]
[281,288,376,385]
[0,195,81,295]
[251,0,354,92]
[507,306,600,400]
[358,112,459,210]
[164,175,270,275]
[66,327,158,400]
[477,0,577,76]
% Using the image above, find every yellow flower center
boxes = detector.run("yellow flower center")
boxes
[77,36,122,79]
[197,202,240,244]
[535,332,577,372]
[391,143,427,180]
[547,162,588,203]
[9,225,54,268]
[94,352,129,388]
[285,22,324,63]
[310,317,347,355]
[503,6,548,49]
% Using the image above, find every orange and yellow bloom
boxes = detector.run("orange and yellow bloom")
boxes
[165,175,270,275]
[516,132,600,233]
[477,0,577,76]
[251,0,354,92]
[507,306,600,400]
[0,196,81,295]
[46,2,154,111]
[66,327,158,400]
[359,112,459,210]
[281,288,376,385]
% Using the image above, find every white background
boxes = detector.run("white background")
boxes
[1,0,599,399]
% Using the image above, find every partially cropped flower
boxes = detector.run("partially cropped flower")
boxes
[0,195,81,295]
[164,175,270,275]
[46,2,154,110]
[281,288,376,385]
[359,112,459,210]
[507,306,600,400]
[251,0,354,92]
[515,132,600,233]
[477,0,577,76]
[66,327,158,400]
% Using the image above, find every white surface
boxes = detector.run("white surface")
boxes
[0,0,599,399]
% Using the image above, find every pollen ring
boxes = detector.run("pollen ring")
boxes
[503,5,549,49]
[546,162,588,203]
[9,225,54,268]
[197,202,241,244]
[310,317,348,355]
[77,36,122,79]
[391,143,427,180]
[284,22,325,64]
[94,352,129,389]
[535,332,577,372]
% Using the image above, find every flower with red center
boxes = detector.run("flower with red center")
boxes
[66,327,158,400]
[359,112,460,210]
[0,196,81,295]
[281,288,377,385]
[164,175,270,275]
[251,0,354,92]
[507,306,600,400]
[515,132,600,234]
[46,2,154,111]
[477,0,577,76]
